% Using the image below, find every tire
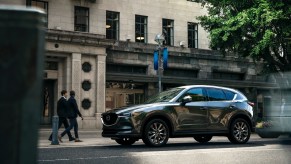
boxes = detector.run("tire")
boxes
[142,119,169,147]
[194,135,212,143]
[228,118,251,144]
[115,138,136,145]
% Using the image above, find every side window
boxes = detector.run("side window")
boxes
[207,88,226,101]
[180,88,206,102]
[224,90,235,100]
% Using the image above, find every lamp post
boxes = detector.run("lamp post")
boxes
[154,33,165,93]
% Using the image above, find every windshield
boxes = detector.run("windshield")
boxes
[145,88,184,103]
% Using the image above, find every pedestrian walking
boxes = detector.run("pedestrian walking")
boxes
[58,90,84,142]
[48,90,75,141]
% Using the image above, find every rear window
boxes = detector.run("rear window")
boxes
[235,93,246,100]
[223,90,235,100]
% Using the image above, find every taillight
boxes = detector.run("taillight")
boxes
[248,102,254,107]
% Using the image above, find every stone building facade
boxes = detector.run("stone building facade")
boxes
[1,0,274,128]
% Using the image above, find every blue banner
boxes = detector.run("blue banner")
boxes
[154,50,158,70]
[163,47,168,69]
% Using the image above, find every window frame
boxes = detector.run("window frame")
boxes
[188,22,198,48]
[135,15,148,43]
[106,64,147,75]
[162,19,174,46]
[74,6,89,32]
[106,10,120,40]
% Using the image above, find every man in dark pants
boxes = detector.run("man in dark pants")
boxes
[48,90,75,141]
[58,90,83,142]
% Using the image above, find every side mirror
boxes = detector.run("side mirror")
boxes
[181,95,192,105]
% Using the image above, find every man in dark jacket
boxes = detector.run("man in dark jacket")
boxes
[58,90,83,142]
[48,90,74,141]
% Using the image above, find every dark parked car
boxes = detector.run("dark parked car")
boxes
[101,85,255,147]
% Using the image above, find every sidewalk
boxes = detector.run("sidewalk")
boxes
[38,128,116,148]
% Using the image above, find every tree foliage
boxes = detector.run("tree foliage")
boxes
[197,0,291,73]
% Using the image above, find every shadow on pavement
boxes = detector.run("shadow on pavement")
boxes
[95,136,291,152]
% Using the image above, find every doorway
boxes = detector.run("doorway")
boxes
[41,80,56,125]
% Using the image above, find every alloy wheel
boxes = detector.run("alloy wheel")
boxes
[228,118,250,144]
[233,121,249,142]
[142,119,169,147]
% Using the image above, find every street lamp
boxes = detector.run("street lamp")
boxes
[154,33,165,93]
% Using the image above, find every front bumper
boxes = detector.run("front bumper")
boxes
[102,129,141,138]
[101,114,141,139]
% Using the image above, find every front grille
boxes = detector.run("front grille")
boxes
[102,113,118,126]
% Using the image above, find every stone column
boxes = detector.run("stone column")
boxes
[71,53,82,126]
[96,55,106,129]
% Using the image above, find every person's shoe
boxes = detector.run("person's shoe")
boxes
[69,137,75,141]
[58,135,63,143]
[48,138,52,141]
[75,138,83,142]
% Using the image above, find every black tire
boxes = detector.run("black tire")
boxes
[115,138,136,145]
[194,135,212,143]
[142,119,169,147]
[228,118,251,144]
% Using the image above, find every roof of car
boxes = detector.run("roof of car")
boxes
[178,85,241,93]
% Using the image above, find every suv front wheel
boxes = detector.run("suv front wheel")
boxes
[142,119,169,147]
[228,118,251,144]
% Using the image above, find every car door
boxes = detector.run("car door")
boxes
[174,87,209,132]
[206,88,234,130]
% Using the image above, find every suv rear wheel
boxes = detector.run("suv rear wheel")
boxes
[228,118,251,144]
[115,138,136,145]
[142,119,169,147]
[194,135,212,143]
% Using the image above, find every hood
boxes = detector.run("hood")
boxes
[106,102,171,114]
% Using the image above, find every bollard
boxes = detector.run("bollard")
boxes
[0,6,45,164]
[51,116,60,145]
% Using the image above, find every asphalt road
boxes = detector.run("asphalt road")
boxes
[38,135,291,164]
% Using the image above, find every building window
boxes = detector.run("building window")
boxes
[213,71,245,80]
[74,6,89,32]
[135,15,147,43]
[164,68,198,78]
[106,11,119,40]
[27,0,48,27]
[81,99,91,110]
[45,61,58,70]
[162,19,174,46]
[106,64,147,75]
[82,62,92,72]
[188,22,198,48]
[82,80,92,91]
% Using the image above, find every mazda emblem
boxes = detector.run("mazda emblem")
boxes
[106,115,111,121]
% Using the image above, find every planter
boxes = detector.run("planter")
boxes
[256,128,280,138]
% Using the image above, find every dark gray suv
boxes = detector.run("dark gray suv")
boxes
[101,85,255,147]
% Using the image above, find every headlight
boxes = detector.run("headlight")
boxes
[119,112,131,117]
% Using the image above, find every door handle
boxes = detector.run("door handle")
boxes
[200,107,208,110]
